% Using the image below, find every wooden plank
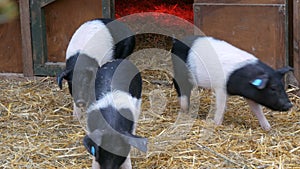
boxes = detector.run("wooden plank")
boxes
[40,0,56,7]
[34,62,65,76]
[0,0,22,73]
[29,0,102,76]
[294,0,300,81]
[45,0,102,63]
[194,3,287,69]
[30,0,47,69]
[194,0,285,4]
[102,0,114,18]
[19,0,33,76]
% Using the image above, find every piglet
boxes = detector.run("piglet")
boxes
[56,18,135,117]
[83,59,147,169]
[171,36,293,130]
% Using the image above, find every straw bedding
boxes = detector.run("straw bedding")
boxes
[1,36,300,168]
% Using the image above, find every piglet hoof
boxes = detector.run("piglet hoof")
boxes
[179,96,189,113]
[214,120,223,126]
[72,110,80,120]
[260,122,271,131]
[92,157,100,169]
[72,105,83,120]
[180,107,189,114]
[213,116,224,126]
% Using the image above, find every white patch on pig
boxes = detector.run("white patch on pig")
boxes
[185,37,260,126]
[120,156,132,169]
[178,96,189,113]
[87,90,142,123]
[187,37,258,88]
[66,19,114,66]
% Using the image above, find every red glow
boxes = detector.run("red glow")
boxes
[115,0,193,23]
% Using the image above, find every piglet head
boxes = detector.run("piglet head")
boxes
[72,54,98,109]
[249,66,293,111]
[227,62,293,111]
[83,129,147,169]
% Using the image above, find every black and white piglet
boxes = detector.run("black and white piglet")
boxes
[172,36,293,130]
[56,18,135,117]
[83,59,147,169]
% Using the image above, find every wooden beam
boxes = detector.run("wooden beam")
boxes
[40,0,56,7]
[19,0,33,77]
[102,0,115,18]
[294,0,300,82]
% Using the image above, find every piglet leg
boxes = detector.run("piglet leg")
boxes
[121,156,132,169]
[246,99,271,131]
[178,95,189,113]
[213,88,227,125]
[92,156,100,169]
[73,102,82,120]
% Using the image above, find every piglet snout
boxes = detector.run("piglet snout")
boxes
[282,102,293,111]
[76,100,86,108]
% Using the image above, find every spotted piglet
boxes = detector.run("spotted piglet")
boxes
[83,59,147,169]
[171,36,293,131]
[56,18,135,118]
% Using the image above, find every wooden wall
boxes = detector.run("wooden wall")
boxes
[0,0,102,75]
[194,0,287,69]
[1,0,299,78]
[0,0,22,73]
[44,0,102,63]
[294,0,300,81]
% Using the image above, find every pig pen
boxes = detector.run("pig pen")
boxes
[1,34,300,169]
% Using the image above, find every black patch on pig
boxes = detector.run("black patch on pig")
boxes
[56,53,79,95]
[57,18,135,98]
[227,61,292,111]
[86,106,134,168]
[93,18,136,60]
[72,54,98,108]
[84,59,145,168]
[94,59,142,100]
[171,37,197,99]
[83,127,129,169]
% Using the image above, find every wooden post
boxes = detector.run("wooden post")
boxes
[19,0,33,76]
[294,0,300,82]
[102,0,115,18]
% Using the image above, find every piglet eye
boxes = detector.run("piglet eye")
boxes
[270,85,278,91]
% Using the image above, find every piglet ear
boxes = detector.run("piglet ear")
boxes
[83,135,98,156]
[122,132,148,152]
[88,129,104,146]
[56,69,70,89]
[250,74,269,89]
[276,66,293,76]
[56,72,65,89]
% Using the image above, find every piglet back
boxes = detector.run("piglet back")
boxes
[95,59,142,100]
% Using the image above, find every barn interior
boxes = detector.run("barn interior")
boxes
[0,0,300,168]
